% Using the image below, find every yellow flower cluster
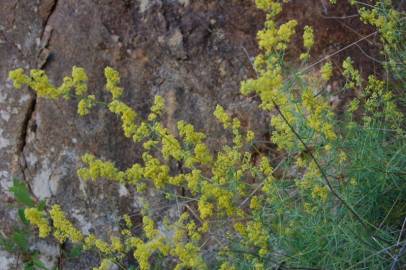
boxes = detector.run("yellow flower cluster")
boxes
[363,75,403,127]
[342,57,362,89]
[360,5,400,46]
[213,105,231,128]
[72,66,88,96]
[129,218,169,270]
[258,19,298,52]
[300,25,314,61]
[49,204,83,243]
[104,67,123,99]
[177,121,206,144]
[302,88,336,140]
[108,100,138,137]
[77,153,125,182]
[320,62,333,81]
[77,95,96,116]
[8,66,90,99]
[24,208,51,238]
[148,95,165,121]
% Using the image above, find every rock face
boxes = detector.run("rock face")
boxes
[0,0,377,268]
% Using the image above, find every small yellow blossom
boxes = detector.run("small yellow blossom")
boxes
[24,208,51,238]
[49,204,83,243]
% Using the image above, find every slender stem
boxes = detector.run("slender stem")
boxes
[270,99,376,231]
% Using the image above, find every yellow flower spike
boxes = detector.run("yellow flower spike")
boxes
[342,57,362,89]
[198,197,214,220]
[72,66,88,96]
[194,143,212,164]
[49,204,83,243]
[84,234,96,250]
[104,66,123,99]
[321,62,333,81]
[214,105,231,128]
[77,95,96,116]
[303,25,314,50]
[108,100,138,137]
[249,196,261,210]
[177,120,206,145]
[143,216,158,240]
[111,236,124,253]
[150,95,165,117]
[259,156,273,176]
[24,208,51,238]
[95,238,112,254]
[8,68,31,89]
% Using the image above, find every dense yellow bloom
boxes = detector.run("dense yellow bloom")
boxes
[143,216,158,239]
[77,95,96,116]
[9,66,91,100]
[49,204,83,243]
[303,25,314,50]
[257,19,298,51]
[84,234,97,250]
[133,122,151,142]
[24,208,51,238]
[77,153,124,182]
[214,105,231,128]
[198,197,214,220]
[250,196,261,210]
[108,100,137,137]
[123,214,133,228]
[142,153,170,188]
[177,120,206,144]
[95,239,112,254]
[104,66,123,99]
[8,68,31,89]
[321,62,333,81]
[194,143,212,164]
[148,95,165,121]
[72,66,88,96]
[342,57,362,89]
[111,236,124,252]
[160,132,183,161]
[185,169,201,193]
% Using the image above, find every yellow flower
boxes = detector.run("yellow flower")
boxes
[111,236,124,252]
[24,208,51,238]
[214,105,231,128]
[72,66,88,96]
[311,185,329,202]
[77,95,96,116]
[104,66,123,99]
[303,25,314,50]
[198,197,214,220]
[49,204,83,243]
[321,62,333,81]
[250,196,261,210]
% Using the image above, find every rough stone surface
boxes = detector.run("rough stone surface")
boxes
[0,0,378,268]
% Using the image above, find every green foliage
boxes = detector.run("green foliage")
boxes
[4,0,406,269]
[1,180,50,269]
[10,178,35,207]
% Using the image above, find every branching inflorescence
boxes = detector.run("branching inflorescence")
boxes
[6,0,406,269]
